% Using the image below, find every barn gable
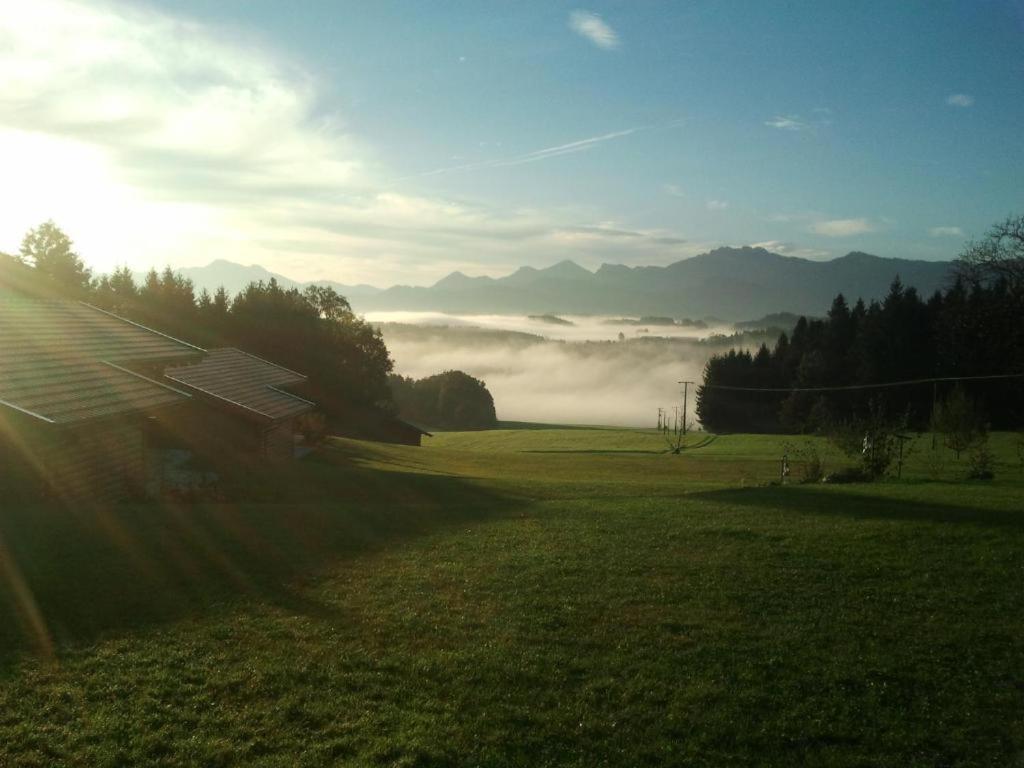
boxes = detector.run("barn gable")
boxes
[0,299,202,500]
[164,348,315,460]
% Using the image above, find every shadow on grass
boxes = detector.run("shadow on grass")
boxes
[689,485,1024,528]
[684,434,718,450]
[522,449,668,455]
[0,442,520,667]
[495,421,639,432]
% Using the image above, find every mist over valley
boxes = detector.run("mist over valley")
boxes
[374,313,777,427]
[173,248,959,427]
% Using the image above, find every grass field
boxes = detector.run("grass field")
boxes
[0,428,1022,766]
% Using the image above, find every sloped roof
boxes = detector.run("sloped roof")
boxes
[0,300,199,425]
[165,348,314,422]
[0,300,203,364]
[390,416,432,437]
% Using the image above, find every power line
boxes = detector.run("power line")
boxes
[700,371,1024,394]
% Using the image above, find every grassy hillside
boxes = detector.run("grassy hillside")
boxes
[0,429,1022,766]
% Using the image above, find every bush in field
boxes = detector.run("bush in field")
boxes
[932,386,987,459]
[828,399,912,479]
[967,440,995,480]
[784,440,826,483]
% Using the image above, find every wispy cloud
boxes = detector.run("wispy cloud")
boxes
[765,115,808,131]
[810,218,876,237]
[569,10,619,49]
[928,226,964,237]
[706,200,729,211]
[765,112,832,132]
[946,93,974,108]
[663,183,685,198]
[408,128,638,179]
[750,240,831,260]
[409,115,692,180]
[554,223,688,247]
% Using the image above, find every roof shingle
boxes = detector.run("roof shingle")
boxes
[0,300,198,425]
[165,348,314,422]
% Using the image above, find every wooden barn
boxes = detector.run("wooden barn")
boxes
[164,348,315,462]
[327,405,432,447]
[375,414,432,447]
[0,299,201,501]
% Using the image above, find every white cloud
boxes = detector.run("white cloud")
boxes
[551,222,688,248]
[0,0,694,287]
[928,226,964,237]
[810,218,876,237]
[706,200,729,211]
[663,183,685,198]
[409,127,638,178]
[765,110,833,132]
[569,10,619,50]
[750,240,831,259]
[946,93,974,108]
[765,115,808,131]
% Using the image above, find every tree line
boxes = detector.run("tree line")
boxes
[696,215,1024,434]
[388,371,497,431]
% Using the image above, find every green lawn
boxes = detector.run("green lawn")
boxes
[0,429,1022,766]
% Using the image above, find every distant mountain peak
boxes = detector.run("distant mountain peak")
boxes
[175,250,956,320]
[433,270,495,290]
[176,260,380,300]
[541,259,593,279]
[703,245,783,260]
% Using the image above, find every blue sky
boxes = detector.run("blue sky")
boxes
[0,0,1021,285]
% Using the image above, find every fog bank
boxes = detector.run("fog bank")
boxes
[366,311,730,343]
[377,314,769,428]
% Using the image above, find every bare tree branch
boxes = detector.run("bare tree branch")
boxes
[956,213,1024,291]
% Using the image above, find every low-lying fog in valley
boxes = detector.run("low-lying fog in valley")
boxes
[367,312,774,428]
[365,312,732,343]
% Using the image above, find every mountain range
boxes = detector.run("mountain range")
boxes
[178,247,955,320]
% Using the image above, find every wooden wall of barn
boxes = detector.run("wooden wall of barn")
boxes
[0,419,45,499]
[262,419,296,461]
[31,420,146,502]
[157,403,296,462]
[159,404,263,462]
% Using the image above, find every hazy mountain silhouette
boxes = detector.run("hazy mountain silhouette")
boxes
[175,260,381,301]
[180,248,954,319]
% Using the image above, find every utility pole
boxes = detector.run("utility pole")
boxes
[669,380,695,454]
[931,381,938,449]
[895,433,912,478]
[678,380,695,437]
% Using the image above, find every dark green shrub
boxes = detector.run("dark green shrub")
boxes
[966,440,995,480]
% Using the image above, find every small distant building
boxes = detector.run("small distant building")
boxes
[164,348,315,461]
[377,415,432,447]
[328,405,432,447]
[0,300,201,500]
